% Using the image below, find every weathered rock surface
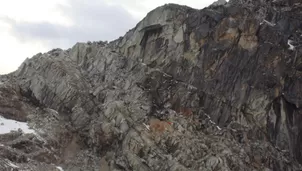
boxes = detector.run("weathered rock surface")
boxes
[1,0,302,170]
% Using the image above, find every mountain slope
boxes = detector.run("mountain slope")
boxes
[1,0,302,170]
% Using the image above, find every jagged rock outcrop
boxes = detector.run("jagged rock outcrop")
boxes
[1,0,302,170]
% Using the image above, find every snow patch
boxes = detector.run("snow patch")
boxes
[143,123,150,131]
[204,113,223,130]
[0,116,35,134]
[8,162,19,168]
[288,40,295,50]
[260,19,276,27]
[187,84,197,90]
[209,120,215,124]
[48,108,59,114]
[163,72,172,78]
[204,114,210,119]
[4,159,19,168]
[56,166,64,171]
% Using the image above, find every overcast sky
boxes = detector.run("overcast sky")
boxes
[0,0,218,74]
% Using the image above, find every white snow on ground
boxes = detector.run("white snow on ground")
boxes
[263,19,276,26]
[8,161,19,168]
[56,166,64,171]
[48,108,59,114]
[204,113,222,131]
[209,120,215,124]
[3,159,19,168]
[143,123,150,130]
[288,40,295,50]
[0,116,35,134]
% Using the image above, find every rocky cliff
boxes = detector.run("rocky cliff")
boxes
[1,0,302,170]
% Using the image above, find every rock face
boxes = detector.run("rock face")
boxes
[1,1,302,170]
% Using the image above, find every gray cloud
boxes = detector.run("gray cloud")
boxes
[2,0,139,49]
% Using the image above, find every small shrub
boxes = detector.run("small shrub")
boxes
[149,119,173,134]
[177,107,193,117]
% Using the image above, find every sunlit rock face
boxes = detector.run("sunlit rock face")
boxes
[1,1,302,170]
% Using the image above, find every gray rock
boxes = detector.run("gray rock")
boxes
[211,0,227,6]
[1,1,302,171]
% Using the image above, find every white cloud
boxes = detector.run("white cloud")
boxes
[0,20,48,74]
[104,0,217,19]
[0,0,218,74]
[0,0,71,25]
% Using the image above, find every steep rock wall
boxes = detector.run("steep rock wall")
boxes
[0,1,302,170]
